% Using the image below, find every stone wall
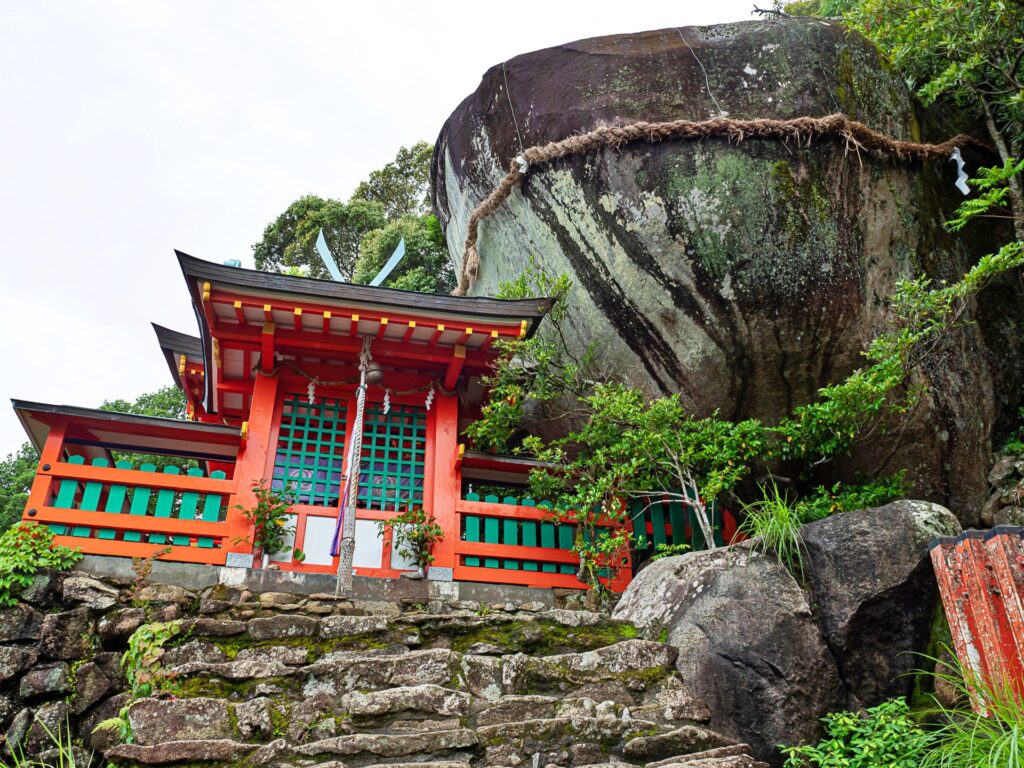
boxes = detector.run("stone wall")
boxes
[0,563,768,767]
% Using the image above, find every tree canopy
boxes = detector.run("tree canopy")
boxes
[784,0,1024,239]
[350,141,433,219]
[252,141,455,293]
[252,196,386,281]
[100,385,187,420]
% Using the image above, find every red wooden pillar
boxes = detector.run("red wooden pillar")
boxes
[23,418,67,521]
[225,371,280,556]
[429,391,459,573]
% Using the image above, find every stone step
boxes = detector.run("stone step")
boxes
[173,609,639,658]
[622,726,735,763]
[478,715,662,767]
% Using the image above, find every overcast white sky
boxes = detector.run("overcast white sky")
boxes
[0,0,756,452]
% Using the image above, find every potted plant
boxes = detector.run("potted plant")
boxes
[376,507,443,579]
[235,481,295,568]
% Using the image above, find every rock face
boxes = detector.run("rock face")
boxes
[432,18,1023,522]
[613,546,844,762]
[801,500,961,706]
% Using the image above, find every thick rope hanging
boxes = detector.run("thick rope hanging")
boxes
[453,112,995,295]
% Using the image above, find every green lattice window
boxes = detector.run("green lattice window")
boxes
[273,394,348,506]
[357,404,426,511]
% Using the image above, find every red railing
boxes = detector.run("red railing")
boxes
[453,494,632,591]
[28,457,245,564]
[19,406,249,566]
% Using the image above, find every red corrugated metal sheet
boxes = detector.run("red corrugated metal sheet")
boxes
[929,526,1024,712]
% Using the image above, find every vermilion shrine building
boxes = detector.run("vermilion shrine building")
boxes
[14,253,731,591]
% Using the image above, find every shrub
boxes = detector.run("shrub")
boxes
[0,522,81,606]
[377,507,443,571]
[234,480,295,557]
[122,620,181,698]
[781,697,932,768]
[796,472,909,521]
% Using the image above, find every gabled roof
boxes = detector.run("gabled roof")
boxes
[177,251,553,333]
[12,400,241,462]
[152,323,204,390]
[176,251,554,416]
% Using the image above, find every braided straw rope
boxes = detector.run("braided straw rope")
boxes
[453,112,994,295]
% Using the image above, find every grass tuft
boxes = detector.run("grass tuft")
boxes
[920,649,1024,768]
[738,479,806,575]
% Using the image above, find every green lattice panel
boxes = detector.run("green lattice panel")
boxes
[273,394,348,507]
[357,404,425,512]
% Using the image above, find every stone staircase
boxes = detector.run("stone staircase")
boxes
[99,594,768,768]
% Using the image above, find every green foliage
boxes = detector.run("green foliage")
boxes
[1003,407,1024,455]
[376,507,443,570]
[0,523,81,607]
[846,0,1023,139]
[100,385,187,420]
[782,0,858,15]
[651,542,691,561]
[947,158,1024,233]
[921,651,1024,768]
[781,697,932,768]
[740,481,807,575]
[92,701,133,747]
[352,213,455,293]
[100,385,193,473]
[350,141,433,219]
[235,481,295,557]
[255,142,452,292]
[122,620,181,698]
[252,194,386,281]
[844,0,1024,239]
[0,443,38,534]
[795,472,909,521]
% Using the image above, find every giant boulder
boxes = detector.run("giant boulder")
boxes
[432,18,1024,522]
[612,546,844,763]
[801,500,961,706]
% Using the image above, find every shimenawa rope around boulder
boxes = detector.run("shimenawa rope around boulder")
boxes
[452,112,994,296]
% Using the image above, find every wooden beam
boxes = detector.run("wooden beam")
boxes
[213,324,493,368]
[233,300,245,324]
[443,345,466,390]
[322,310,332,333]
[293,307,303,331]
[217,379,254,394]
[481,330,499,352]
[376,317,389,339]
[42,462,235,494]
[263,303,273,322]
[429,324,445,346]
[455,540,579,564]
[402,321,416,343]
[261,322,275,373]
[349,313,359,337]
[210,289,525,340]
[51,537,229,566]
[457,327,473,346]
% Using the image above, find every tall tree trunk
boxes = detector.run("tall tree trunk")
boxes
[981,97,1024,243]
